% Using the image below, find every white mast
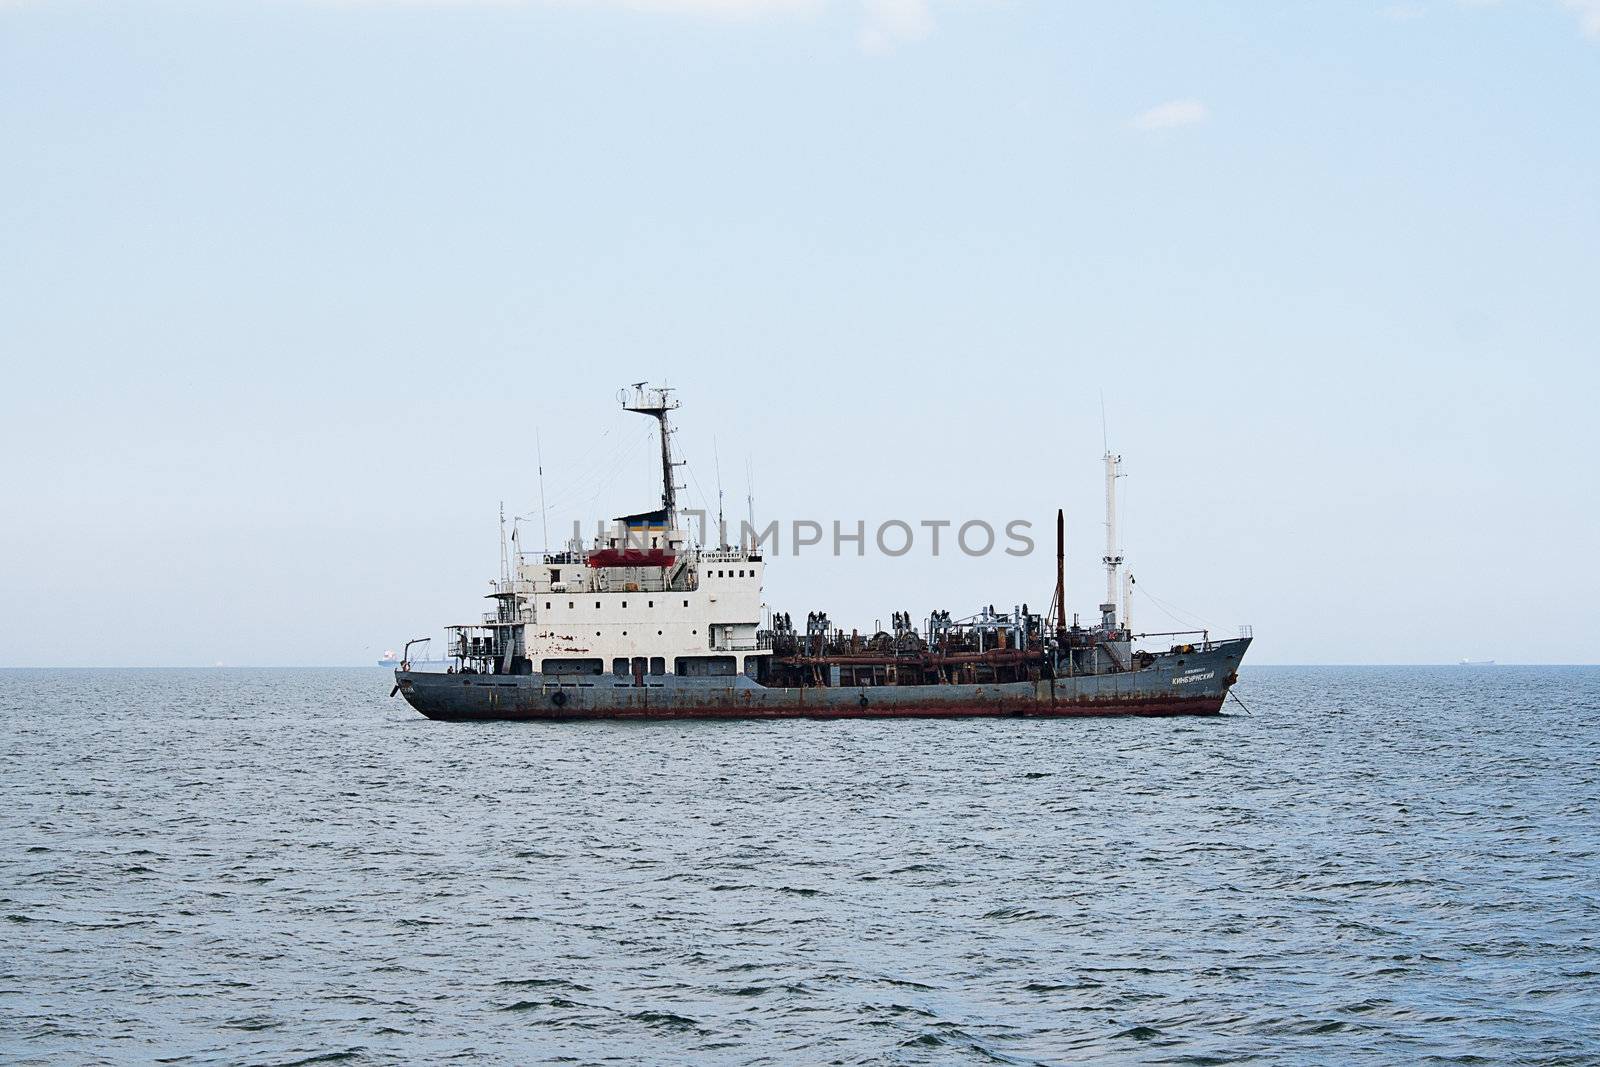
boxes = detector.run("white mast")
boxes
[1102,450,1124,625]
[498,500,510,587]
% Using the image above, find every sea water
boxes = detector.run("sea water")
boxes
[2,666,1596,1064]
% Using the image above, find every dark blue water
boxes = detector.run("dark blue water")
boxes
[2,666,1597,1065]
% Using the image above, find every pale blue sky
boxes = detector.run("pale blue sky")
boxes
[2,0,1596,665]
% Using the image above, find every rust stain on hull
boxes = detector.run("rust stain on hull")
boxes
[401,692,1223,723]
[393,637,1247,724]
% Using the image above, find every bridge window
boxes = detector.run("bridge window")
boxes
[649,657,665,676]
[612,658,628,676]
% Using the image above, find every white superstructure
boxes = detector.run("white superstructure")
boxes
[448,385,771,680]
[514,538,769,677]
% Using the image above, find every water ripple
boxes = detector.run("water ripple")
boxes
[1,665,1598,1064]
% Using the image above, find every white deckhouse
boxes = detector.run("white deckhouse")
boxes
[445,385,770,682]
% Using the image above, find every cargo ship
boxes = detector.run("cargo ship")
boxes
[392,384,1251,721]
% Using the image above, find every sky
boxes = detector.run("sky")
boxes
[1,0,1596,666]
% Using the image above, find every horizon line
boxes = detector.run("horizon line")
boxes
[1,662,1593,670]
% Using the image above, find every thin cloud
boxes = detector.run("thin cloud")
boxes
[1459,0,1600,39]
[327,0,820,9]
[294,0,935,51]
[588,0,821,14]
[1560,0,1600,36]
[1381,3,1426,21]
[1131,99,1209,132]
[858,0,932,53]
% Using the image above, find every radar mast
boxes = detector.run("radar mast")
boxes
[619,383,684,526]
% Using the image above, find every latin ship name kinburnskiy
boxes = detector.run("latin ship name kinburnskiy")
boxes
[392,385,1252,721]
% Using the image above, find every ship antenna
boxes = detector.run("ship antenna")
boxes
[536,428,550,554]
[745,457,755,551]
[714,436,726,549]
[1054,508,1067,639]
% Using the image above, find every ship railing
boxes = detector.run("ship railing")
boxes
[448,636,503,659]
[481,610,530,625]
[1134,628,1243,652]
[711,634,774,652]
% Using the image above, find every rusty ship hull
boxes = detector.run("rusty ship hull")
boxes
[395,637,1249,722]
